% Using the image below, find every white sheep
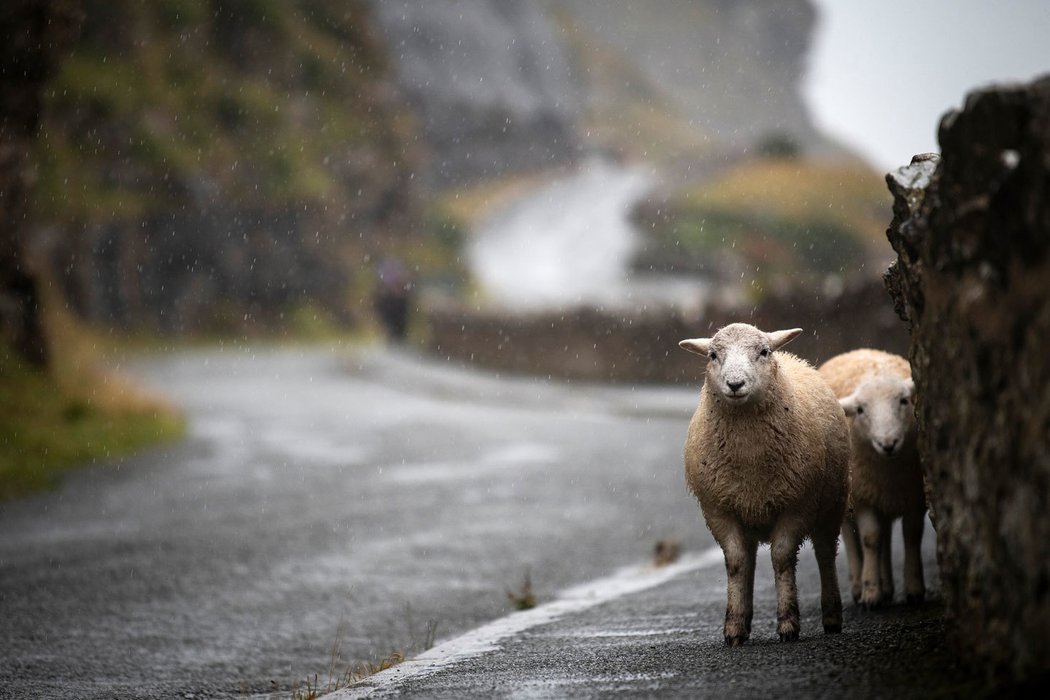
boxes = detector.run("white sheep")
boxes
[818,349,926,608]
[680,323,850,645]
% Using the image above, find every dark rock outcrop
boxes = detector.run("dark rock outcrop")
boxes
[33,0,421,333]
[0,0,80,364]
[884,77,1050,685]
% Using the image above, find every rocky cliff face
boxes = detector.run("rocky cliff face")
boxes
[884,77,1050,686]
[370,0,836,184]
[563,0,829,156]
[35,0,421,332]
[368,0,580,185]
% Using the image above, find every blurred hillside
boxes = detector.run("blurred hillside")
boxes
[633,155,893,295]
[560,0,846,172]
[15,0,882,338]
[369,0,842,185]
[32,0,424,333]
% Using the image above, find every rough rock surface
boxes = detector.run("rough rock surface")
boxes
[34,0,420,333]
[370,0,839,184]
[884,76,1050,685]
[0,0,80,364]
[369,0,580,185]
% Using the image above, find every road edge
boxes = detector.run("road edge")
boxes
[322,545,724,699]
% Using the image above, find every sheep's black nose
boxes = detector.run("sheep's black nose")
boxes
[880,440,898,455]
[727,380,745,393]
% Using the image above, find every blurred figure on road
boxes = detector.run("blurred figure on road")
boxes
[374,256,413,342]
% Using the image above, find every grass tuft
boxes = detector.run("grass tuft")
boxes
[292,650,407,700]
[506,569,538,611]
[291,608,438,699]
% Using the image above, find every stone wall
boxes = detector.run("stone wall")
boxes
[884,77,1050,685]
[424,274,907,385]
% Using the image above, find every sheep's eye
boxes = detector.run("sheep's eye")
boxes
[709,351,718,361]
[856,406,865,415]
[759,348,769,358]
[900,397,910,406]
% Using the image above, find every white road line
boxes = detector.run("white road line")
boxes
[324,545,725,699]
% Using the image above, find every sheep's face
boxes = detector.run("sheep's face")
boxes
[839,375,916,457]
[678,323,801,406]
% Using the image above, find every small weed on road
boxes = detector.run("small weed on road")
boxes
[506,569,537,610]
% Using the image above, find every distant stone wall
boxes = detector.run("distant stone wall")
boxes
[885,77,1050,685]
[423,274,907,385]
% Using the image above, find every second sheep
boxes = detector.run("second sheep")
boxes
[819,349,927,608]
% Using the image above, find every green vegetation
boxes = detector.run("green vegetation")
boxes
[634,158,894,289]
[34,0,392,222]
[0,310,184,502]
[28,0,448,335]
[664,206,865,274]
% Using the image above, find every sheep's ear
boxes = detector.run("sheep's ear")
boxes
[903,378,916,398]
[678,338,711,356]
[768,328,803,350]
[839,394,859,417]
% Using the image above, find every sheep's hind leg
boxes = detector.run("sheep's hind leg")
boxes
[841,518,863,604]
[813,531,843,633]
[770,524,803,641]
[719,528,757,646]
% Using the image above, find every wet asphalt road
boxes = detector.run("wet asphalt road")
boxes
[0,345,710,698]
[340,533,964,699]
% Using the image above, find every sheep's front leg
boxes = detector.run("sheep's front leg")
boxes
[878,514,895,604]
[813,529,843,633]
[902,507,926,605]
[718,525,757,646]
[855,507,883,608]
[841,518,863,603]
[770,522,804,641]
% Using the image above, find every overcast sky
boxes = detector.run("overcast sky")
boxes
[804,0,1050,172]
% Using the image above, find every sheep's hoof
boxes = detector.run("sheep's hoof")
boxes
[823,623,842,634]
[778,630,800,642]
[724,634,748,647]
[906,592,926,606]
